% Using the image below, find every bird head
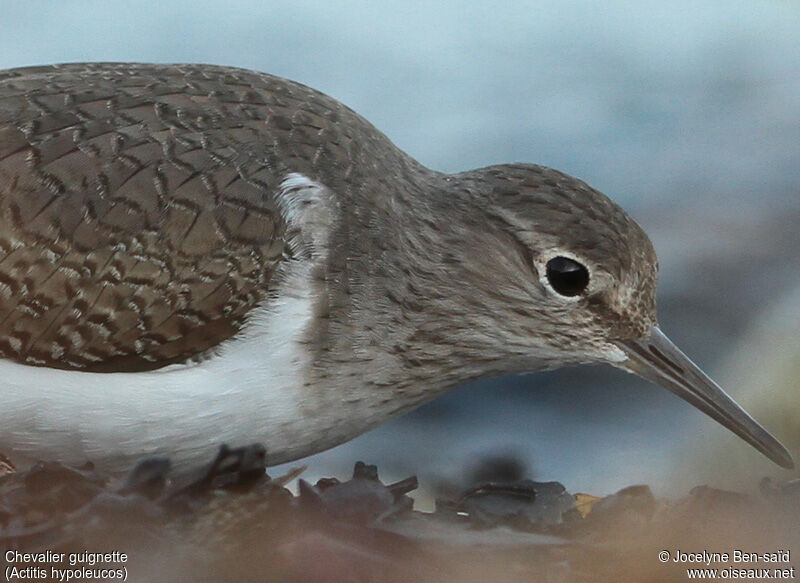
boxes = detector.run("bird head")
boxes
[439,163,793,468]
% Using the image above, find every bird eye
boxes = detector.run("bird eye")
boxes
[545,256,590,297]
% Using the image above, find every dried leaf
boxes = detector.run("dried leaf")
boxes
[574,492,602,518]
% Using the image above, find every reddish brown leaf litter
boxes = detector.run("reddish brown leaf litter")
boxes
[0,445,797,582]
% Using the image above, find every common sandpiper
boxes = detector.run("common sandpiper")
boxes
[0,63,792,471]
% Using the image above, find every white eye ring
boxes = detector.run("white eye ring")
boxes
[536,251,593,301]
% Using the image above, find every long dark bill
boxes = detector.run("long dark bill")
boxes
[615,326,794,469]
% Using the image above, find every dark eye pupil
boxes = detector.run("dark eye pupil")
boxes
[545,256,589,297]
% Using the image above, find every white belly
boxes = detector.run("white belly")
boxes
[0,274,366,473]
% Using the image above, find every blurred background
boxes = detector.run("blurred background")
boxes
[2,0,798,500]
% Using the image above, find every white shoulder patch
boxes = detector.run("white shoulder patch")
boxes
[277,173,338,259]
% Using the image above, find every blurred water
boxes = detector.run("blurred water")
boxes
[1,1,798,494]
[3,1,799,207]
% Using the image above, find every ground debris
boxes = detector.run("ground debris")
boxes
[0,446,797,583]
[436,479,575,530]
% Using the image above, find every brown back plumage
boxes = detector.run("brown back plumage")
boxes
[0,63,388,371]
